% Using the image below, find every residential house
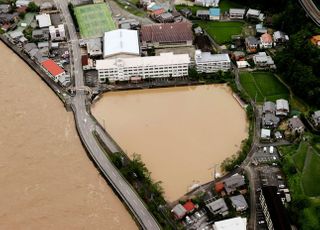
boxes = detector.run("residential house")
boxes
[236,60,250,68]
[256,23,267,34]
[140,22,193,49]
[179,8,192,18]
[194,50,231,73]
[194,0,219,7]
[15,0,31,7]
[171,204,187,219]
[223,174,245,195]
[273,31,289,44]
[276,99,289,116]
[246,8,260,19]
[0,13,18,24]
[212,217,247,230]
[36,14,52,28]
[261,128,271,140]
[311,110,320,127]
[183,201,196,213]
[0,4,11,13]
[58,74,71,87]
[196,10,210,20]
[245,36,260,53]
[32,28,49,40]
[194,26,203,35]
[253,52,275,68]
[232,51,245,61]
[209,8,220,21]
[263,101,276,114]
[310,35,320,47]
[206,198,229,216]
[259,186,291,230]
[215,181,224,193]
[260,33,273,49]
[40,2,54,11]
[23,43,37,54]
[288,117,305,134]
[156,12,174,23]
[229,8,245,19]
[262,113,280,128]
[230,195,248,212]
[8,31,24,43]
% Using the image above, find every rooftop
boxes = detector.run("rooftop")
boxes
[209,8,220,16]
[246,8,260,17]
[195,50,230,63]
[213,217,247,230]
[230,195,248,211]
[41,59,64,77]
[171,204,187,218]
[96,52,190,69]
[103,29,140,58]
[229,8,246,14]
[261,33,273,43]
[36,14,52,28]
[141,22,193,43]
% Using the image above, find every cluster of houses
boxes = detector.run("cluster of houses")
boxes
[1,1,70,86]
[171,173,248,229]
[260,99,306,141]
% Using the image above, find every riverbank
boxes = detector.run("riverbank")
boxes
[0,41,137,229]
[92,84,248,201]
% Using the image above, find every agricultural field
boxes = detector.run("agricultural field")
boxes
[175,0,242,13]
[194,21,244,44]
[301,148,320,196]
[74,3,116,38]
[239,72,289,103]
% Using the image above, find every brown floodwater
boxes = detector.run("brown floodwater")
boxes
[92,85,248,201]
[0,42,137,229]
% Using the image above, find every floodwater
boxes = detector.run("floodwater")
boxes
[92,85,248,201]
[0,42,137,229]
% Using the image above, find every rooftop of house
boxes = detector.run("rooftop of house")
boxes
[171,203,187,218]
[246,8,260,17]
[230,195,248,210]
[245,36,260,45]
[196,10,210,15]
[209,8,220,16]
[276,99,289,111]
[36,14,52,28]
[183,201,196,212]
[261,33,273,43]
[263,101,276,113]
[261,128,271,138]
[229,8,246,14]
[288,117,304,129]
[206,198,228,213]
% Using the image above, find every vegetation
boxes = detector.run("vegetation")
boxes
[68,3,79,31]
[193,21,244,44]
[279,134,320,230]
[239,72,289,103]
[23,25,33,41]
[27,2,40,12]
[188,68,234,84]
[94,133,179,229]
[74,3,116,38]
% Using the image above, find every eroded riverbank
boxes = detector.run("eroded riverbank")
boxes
[0,42,137,229]
[92,85,248,201]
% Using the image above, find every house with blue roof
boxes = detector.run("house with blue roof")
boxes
[209,8,220,20]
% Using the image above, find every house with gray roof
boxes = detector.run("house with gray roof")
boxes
[253,52,275,68]
[230,195,248,212]
[273,31,289,44]
[245,36,260,53]
[229,8,246,19]
[171,203,187,219]
[0,4,11,13]
[263,101,276,114]
[206,198,229,216]
[276,99,289,116]
[262,113,280,128]
[288,117,305,134]
[223,174,245,194]
[196,10,210,20]
[312,110,320,127]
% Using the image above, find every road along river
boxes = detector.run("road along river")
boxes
[92,85,248,201]
[0,42,137,229]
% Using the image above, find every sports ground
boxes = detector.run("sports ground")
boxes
[74,3,116,38]
[239,72,289,103]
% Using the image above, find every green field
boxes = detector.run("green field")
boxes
[74,3,116,38]
[292,141,308,172]
[301,148,320,196]
[194,21,244,44]
[239,72,289,103]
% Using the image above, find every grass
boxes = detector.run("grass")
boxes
[239,72,289,103]
[219,0,243,12]
[292,141,308,172]
[74,3,116,38]
[194,20,244,44]
[301,148,320,196]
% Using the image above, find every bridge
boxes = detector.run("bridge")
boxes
[54,0,161,229]
[299,0,320,26]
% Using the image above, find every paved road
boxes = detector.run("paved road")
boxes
[300,0,320,26]
[54,1,161,229]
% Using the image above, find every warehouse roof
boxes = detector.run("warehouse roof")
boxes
[41,59,64,77]
[36,13,52,28]
[141,22,193,43]
[195,50,230,63]
[213,217,247,230]
[103,29,140,58]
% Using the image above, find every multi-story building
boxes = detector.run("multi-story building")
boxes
[96,52,190,83]
[194,50,231,73]
[253,52,275,68]
[259,186,291,230]
[49,24,65,41]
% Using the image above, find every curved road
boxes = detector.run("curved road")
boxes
[54,0,161,229]
[299,0,320,26]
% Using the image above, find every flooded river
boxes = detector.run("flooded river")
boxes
[92,85,248,201]
[0,42,137,229]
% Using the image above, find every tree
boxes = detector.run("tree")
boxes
[27,2,39,12]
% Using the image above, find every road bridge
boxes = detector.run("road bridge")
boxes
[299,0,320,26]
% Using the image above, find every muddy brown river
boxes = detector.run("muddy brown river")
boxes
[92,85,248,201]
[0,42,137,229]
